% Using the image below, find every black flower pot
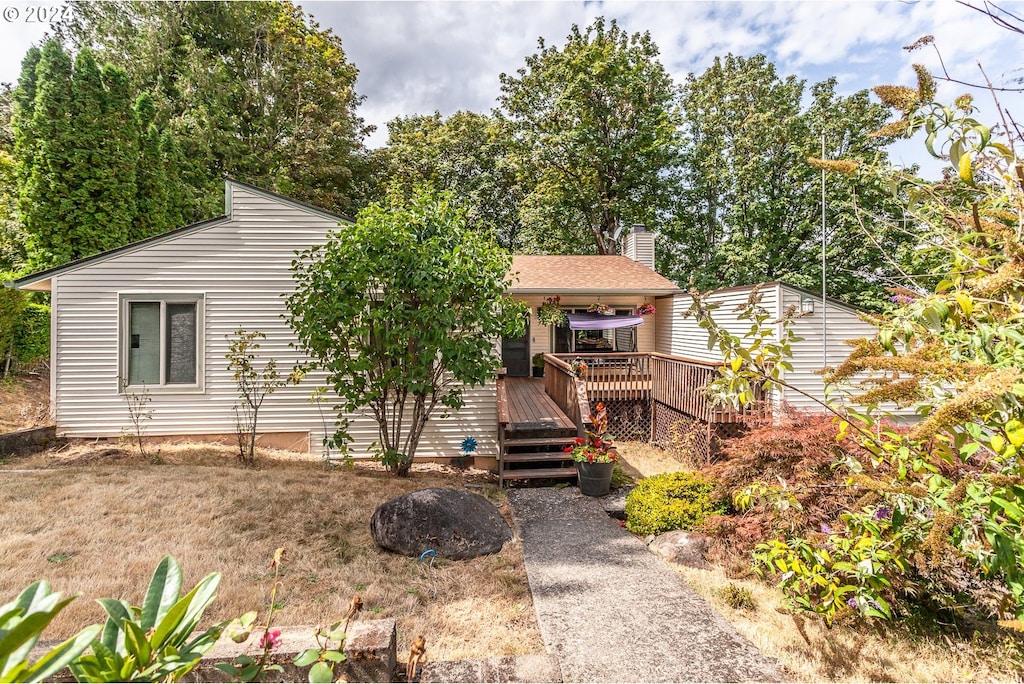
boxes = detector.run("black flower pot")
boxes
[575,460,614,497]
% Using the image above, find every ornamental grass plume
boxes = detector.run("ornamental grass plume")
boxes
[807,157,860,175]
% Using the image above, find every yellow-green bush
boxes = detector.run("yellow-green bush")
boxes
[624,471,725,535]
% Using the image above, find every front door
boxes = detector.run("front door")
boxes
[501,316,531,377]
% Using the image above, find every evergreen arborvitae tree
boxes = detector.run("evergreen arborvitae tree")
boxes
[67,48,112,257]
[159,129,193,230]
[18,40,74,270]
[97,64,138,246]
[133,92,168,241]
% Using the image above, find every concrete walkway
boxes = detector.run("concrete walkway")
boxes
[507,488,782,683]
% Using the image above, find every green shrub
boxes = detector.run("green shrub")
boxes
[14,303,49,364]
[624,471,725,535]
[718,582,756,611]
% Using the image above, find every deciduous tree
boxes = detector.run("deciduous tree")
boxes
[666,55,910,308]
[286,187,527,476]
[374,111,527,251]
[498,17,681,255]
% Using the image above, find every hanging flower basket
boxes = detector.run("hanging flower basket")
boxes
[587,302,613,316]
[537,296,568,327]
[637,303,656,316]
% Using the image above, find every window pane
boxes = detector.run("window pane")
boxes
[128,302,160,385]
[166,303,197,384]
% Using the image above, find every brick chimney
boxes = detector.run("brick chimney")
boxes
[622,224,655,271]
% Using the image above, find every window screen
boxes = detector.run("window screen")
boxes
[128,302,160,385]
[166,303,197,384]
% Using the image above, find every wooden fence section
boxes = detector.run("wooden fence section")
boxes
[543,355,591,435]
[551,352,651,401]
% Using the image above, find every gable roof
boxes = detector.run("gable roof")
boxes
[508,255,682,295]
[9,179,352,291]
[701,281,868,316]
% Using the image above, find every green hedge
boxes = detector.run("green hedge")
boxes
[624,470,726,536]
[14,302,49,363]
[0,277,49,371]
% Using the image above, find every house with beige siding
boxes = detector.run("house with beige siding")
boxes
[501,229,682,376]
[9,181,686,466]
[655,282,915,418]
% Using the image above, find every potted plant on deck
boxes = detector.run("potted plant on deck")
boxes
[532,353,546,378]
[565,402,618,496]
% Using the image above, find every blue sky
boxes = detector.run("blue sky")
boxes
[2,0,1022,176]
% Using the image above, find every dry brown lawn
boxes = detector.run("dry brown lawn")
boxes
[676,564,1024,683]
[616,440,688,479]
[0,444,544,663]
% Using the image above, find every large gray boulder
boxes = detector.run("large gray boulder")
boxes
[370,488,512,560]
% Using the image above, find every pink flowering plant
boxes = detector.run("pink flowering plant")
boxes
[587,302,612,315]
[564,403,618,463]
[637,303,656,316]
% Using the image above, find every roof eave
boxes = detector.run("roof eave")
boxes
[10,216,231,290]
[508,287,684,296]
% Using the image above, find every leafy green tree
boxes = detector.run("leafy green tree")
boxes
[286,187,527,476]
[497,17,681,255]
[0,84,25,272]
[59,0,372,218]
[666,55,910,308]
[374,111,527,251]
[65,50,137,257]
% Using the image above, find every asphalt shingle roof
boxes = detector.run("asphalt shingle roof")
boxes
[508,255,682,294]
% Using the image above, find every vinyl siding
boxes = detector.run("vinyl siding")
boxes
[781,287,914,418]
[780,285,870,411]
[655,284,916,419]
[654,287,779,362]
[50,184,498,460]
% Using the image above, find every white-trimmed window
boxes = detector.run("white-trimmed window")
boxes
[120,294,204,390]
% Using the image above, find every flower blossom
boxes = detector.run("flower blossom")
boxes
[260,628,282,651]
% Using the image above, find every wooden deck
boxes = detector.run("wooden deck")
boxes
[499,377,576,431]
[497,376,578,485]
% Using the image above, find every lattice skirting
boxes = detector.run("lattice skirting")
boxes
[651,401,751,464]
[597,398,651,442]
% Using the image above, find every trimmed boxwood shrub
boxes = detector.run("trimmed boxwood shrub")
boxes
[625,471,726,535]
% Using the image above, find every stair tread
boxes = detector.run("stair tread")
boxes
[503,436,580,447]
[502,452,574,463]
[500,467,578,480]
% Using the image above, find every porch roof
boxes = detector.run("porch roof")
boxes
[507,255,682,295]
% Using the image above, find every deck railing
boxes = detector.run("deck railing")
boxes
[649,352,766,423]
[543,351,766,424]
[551,352,651,401]
[543,354,591,435]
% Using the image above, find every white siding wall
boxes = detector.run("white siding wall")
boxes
[780,286,872,411]
[51,184,498,460]
[654,287,779,362]
[655,283,916,419]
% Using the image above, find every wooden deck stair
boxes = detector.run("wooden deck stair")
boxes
[497,377,580,486]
